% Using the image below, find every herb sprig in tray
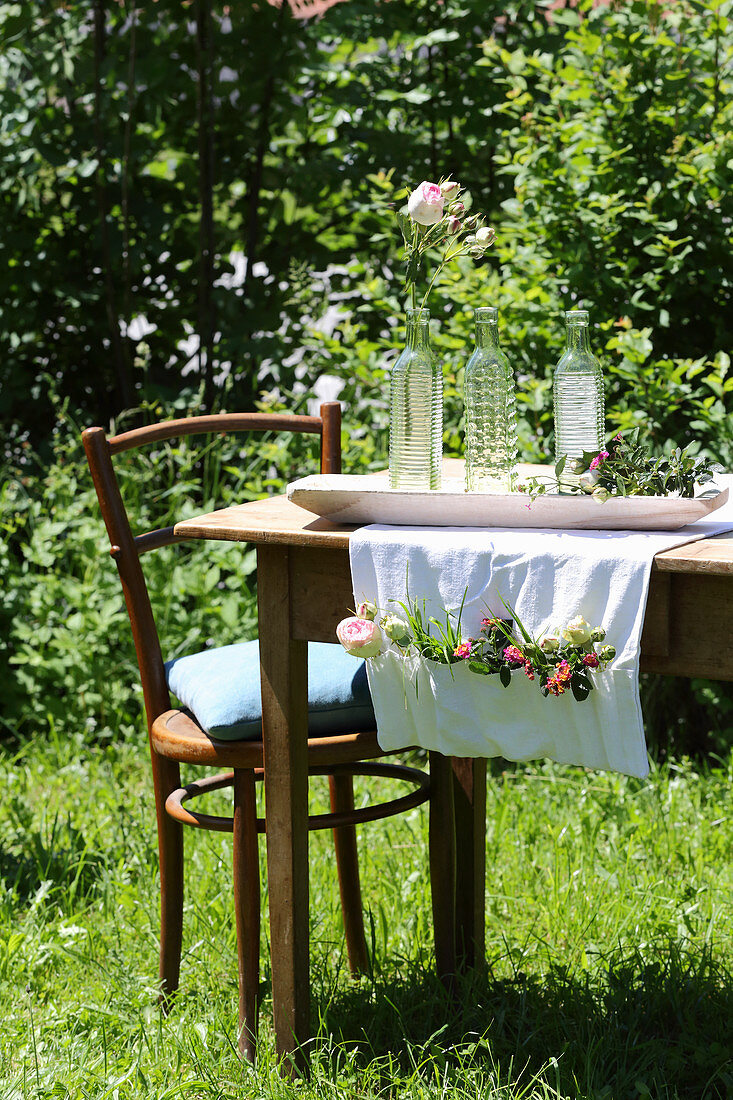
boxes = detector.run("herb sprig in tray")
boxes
[520,429,721,501]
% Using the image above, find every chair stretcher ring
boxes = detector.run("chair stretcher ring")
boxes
[164,761,431,833]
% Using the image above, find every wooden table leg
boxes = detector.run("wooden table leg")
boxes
[452,757,486,972]
[257,545,310,1073]
[429,751,457,987]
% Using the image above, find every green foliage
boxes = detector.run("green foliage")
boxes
[1,2,733,765]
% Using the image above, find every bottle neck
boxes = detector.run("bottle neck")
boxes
[475,320,500,350]
[566,323,590,352]
[406,319,430,352]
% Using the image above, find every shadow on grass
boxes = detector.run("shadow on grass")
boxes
[312,943,733,1098]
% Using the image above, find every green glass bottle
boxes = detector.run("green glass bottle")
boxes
[553,309,605,491]
[389,308,443,490]
[463,307,517,492]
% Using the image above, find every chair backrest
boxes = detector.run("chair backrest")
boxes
[82,403,342,730]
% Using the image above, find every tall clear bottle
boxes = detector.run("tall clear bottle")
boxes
[463,306,517,492]
[389,307,443,490]
[553,309,605,491]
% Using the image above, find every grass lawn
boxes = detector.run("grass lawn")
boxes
[0,731,731,1099]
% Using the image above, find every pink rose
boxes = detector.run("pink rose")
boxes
[407,181,445,226]
[336,616,382,658]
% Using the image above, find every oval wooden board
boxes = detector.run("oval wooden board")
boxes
[287,475,729,531]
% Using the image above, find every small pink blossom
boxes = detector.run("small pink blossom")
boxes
[336,616,382,658]
[503,645,524,665]
[583,652,600,669]
[590,450,609,470]
[524,660,535,681]
[453,641,472,659]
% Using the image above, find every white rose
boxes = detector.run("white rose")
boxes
[407,181,445,226]
[440,179,460,202]
[561,616,592,646]
[540,634,560,653]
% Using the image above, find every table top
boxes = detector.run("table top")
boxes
[173,462,733,577]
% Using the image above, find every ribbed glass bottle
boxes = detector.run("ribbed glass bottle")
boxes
[389,308,443,490]
[463,307,517,492]
[553,309,605,492]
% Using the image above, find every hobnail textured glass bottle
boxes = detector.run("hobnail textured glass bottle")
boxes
[389,308,443,490]
[553,309,605,491]
[463,307,517,492]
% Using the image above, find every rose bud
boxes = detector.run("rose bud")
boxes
[592,486,610,503]
[464,234,477,245]
[599,645,616,663]
[407,181,445,226]
[440,180,460,202]
[578,470,600,493]
[446,215,462,235]
[382,614,411,646]
[540,634,560,653]
[475,226,495,247]
[448,201,465,216]
[590,626,606,643]
[336,617,382,658]
[561,616,592,646]
[355,600,377,621]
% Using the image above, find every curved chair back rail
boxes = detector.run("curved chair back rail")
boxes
[82,403,342,729]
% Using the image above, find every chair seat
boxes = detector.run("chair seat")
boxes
[165,640,375,741]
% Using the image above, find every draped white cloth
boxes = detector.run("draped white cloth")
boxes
[349,480,733,777]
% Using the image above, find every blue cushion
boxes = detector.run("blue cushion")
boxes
[165,640,375,742]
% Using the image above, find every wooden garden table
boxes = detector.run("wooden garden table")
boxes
[174,463,733,1063]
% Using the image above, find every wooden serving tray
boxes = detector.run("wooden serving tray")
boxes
[287,474,730,530]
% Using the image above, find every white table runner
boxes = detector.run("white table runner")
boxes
[349,479,733,777]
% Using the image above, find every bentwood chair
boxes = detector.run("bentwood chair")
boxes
[82,403,436,1062]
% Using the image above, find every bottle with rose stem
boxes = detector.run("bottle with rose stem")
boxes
[389,307,443,490]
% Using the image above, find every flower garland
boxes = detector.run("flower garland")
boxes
[337,598,615,703]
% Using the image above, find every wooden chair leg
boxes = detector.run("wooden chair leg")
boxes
[233,768,261,1063]
[329,772,370,976]
[428,751,457,990]
[152,753,184,1006]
